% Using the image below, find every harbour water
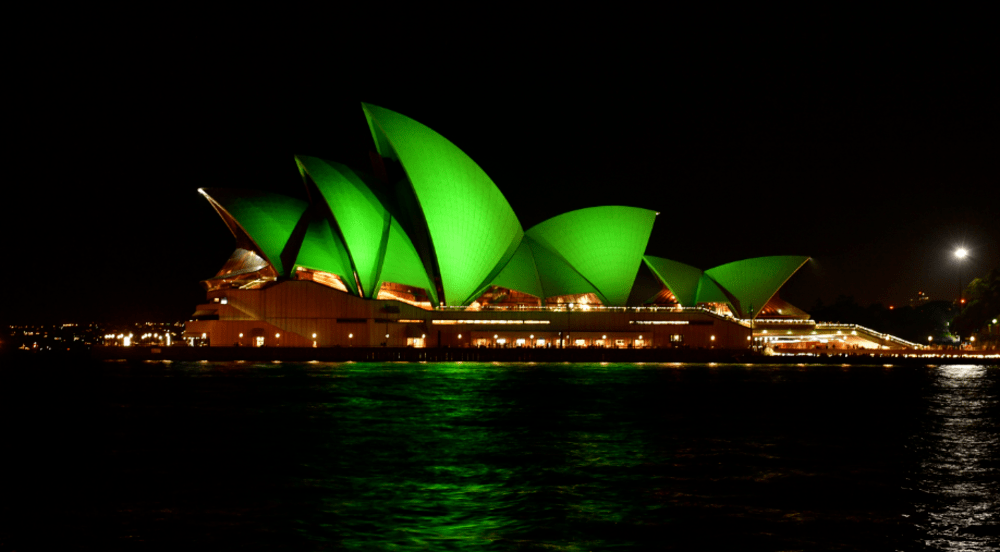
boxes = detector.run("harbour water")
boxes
[3,360,998,550]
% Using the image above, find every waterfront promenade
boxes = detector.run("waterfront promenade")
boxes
[87,345,1000,365]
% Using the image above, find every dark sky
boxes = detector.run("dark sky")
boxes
[4,32,997,324]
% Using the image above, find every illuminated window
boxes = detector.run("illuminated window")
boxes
[406,337,426,348]
[670,334,684,343]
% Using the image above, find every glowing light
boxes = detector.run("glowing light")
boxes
[710,335,716,341]
[457,334,461,338]
[955,248,968,259]
[276,333,280,338]
[348,333,353,338]
[312,333,317,338]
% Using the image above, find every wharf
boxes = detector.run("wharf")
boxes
[87,346,1000,365]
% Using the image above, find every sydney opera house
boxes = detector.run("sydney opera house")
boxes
[184,103,817,350]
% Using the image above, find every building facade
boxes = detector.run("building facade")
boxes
[184,103,810,349]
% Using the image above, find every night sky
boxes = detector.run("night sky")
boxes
[5,33,997,324]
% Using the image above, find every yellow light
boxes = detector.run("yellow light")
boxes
[955,248,968,259]
[312,333,317,338]
[457,334,462,338]
[349,333,353,338]
[239,333,243,338]
[494,334,498,339]
[710,335,716,341]
[276,333,280,338]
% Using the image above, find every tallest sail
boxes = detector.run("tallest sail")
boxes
[362,103,524,306]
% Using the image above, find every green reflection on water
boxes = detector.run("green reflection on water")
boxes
[295,362,661,549]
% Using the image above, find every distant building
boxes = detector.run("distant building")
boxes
[910,291,931,308]
[184,103,812,350]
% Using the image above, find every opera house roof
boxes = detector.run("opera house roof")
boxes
[199,103,808,319]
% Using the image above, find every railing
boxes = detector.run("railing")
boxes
[437,304,708,313]
[814,323,924,349]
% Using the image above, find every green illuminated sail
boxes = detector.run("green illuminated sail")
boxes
[525,236,599,299]
[297,155,437,303]
[642,256,703,307]
[695,273,734,312]
[362,103,524,306]
[200,188,308,276]
[296,156,390,297]
[489,239,544,299]
[705,256,809,318]
[293,217,358,295]
[374,218,439,305]
[526,206,657,306]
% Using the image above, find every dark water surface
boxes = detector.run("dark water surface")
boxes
[3,360,999,550]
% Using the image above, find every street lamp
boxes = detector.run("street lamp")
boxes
[955,248,968,306]
[953,248,970,348]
